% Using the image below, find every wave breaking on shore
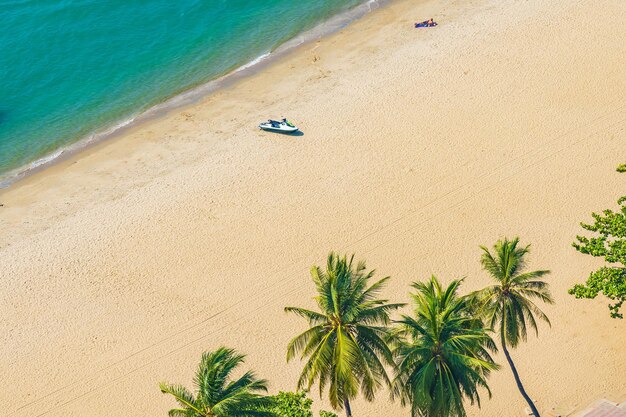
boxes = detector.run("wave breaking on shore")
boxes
[0,0,387,190]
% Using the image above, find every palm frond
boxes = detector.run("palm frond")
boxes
[160,383,204,416]
[284,307,327,325]
[286,325,326,361]
[161,347,272,417]
[394,276,497,417]
[478,238,552,349]
[287,252,398,412]
[222,371,268,400]
[168,408,196,417]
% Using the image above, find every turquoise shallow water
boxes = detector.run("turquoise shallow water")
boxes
[0,0,371,184]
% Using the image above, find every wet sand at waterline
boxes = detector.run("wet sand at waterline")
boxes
[1,0,625,416]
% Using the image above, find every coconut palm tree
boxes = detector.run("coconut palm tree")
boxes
[393,276,498,417]
[160,347,275,417]
[473,237,553,417]
[285,253,404,417]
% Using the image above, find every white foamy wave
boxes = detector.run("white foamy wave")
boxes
[85,115,137,144]
[0,115,139,189]
[366,0,382,12]
[0,150,65,188]
[30,149,64,169]
[235,52,272,72]
[0,0,389,189]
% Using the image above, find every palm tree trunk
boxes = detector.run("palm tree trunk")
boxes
[500,329,541,417]
[343,397,352,417]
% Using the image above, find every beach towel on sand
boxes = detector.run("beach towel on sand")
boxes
[415,20,438,28]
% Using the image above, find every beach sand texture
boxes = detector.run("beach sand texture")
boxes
[1,0,625,416]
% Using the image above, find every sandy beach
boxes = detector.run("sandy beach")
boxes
[1,0,625,416]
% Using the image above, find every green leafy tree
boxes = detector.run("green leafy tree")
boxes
[393,276,498,417]
[285,253,404,417]
[268,391,313,417]
[616,163,626,173]
[473,238,553,417]
[160,347,275,417]
[265,391,337,417]
[569,195,626,318]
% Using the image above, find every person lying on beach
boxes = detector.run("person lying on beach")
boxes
[415,18,437,28]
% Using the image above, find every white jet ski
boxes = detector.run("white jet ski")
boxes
[259,118,299,133]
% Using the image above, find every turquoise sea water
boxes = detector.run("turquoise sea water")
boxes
[0,0,374,185]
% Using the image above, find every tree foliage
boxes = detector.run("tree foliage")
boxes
[285,253,404,415]
[393,276,498,417]
[267,391,312,417]
[569,195,626,318]
[159,347,275,417]
[474,238,553,348]
[265,391,339,417]
[472,237,552,417]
